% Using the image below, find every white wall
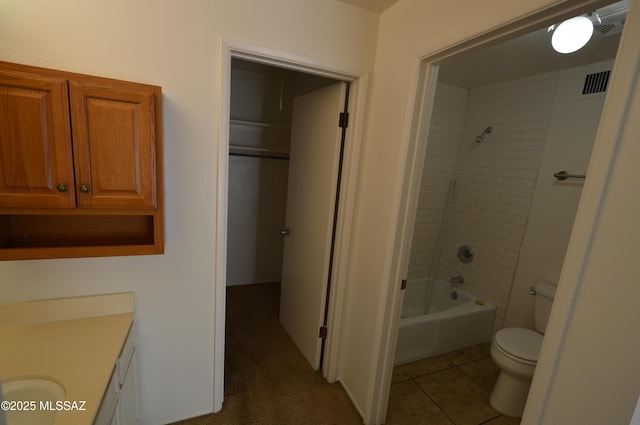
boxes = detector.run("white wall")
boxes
[523,1,640,421]
[0,1,379,423]
[340,0,637,422]
[3,0,636,422]
[339,0,575,418]
[631,397,640,425]
[505,60,613,329]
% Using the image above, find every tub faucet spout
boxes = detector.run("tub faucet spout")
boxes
[450,276,464,284]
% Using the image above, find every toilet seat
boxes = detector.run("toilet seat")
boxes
[494,328,543,364]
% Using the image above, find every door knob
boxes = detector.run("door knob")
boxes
[56,183,68,192]
[280,228,290,236]
[79,184,91,193]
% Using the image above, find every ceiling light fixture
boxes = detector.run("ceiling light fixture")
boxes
[548,15,595,54]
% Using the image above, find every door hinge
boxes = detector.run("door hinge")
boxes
[319,326,328,339]
[401,279,407,290]
[339,112,349,129]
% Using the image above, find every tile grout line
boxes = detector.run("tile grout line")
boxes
[453,360,516,425]
[411,373,458,425]
[453,360,492,391]
[394,346,516,425]
[398,361,459,424]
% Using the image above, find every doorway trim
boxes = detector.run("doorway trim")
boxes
[371,0,630,423]
[214,37,370,411]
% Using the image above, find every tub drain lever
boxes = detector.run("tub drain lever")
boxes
[450,276,464,284]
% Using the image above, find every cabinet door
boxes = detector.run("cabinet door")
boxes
[69,80,156,209]
[119,351,139,424]
[0,71,76,208]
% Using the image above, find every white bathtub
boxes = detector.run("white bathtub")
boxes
[394,278,496,365]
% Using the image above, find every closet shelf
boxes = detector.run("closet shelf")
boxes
[230,119,291,130]
[229,145,290,160]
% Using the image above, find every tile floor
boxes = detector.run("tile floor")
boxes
[387,344,521,425]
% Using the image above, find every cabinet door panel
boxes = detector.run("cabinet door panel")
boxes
[0,72,75,208]
[70,81,156,209]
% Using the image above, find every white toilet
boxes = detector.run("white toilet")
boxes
[489,281,557,417]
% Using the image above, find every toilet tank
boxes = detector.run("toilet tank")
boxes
[534,281,557,333]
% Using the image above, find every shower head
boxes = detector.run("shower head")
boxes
[475,126,493,143]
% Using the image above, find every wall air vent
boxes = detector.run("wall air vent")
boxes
[582,70,611,95]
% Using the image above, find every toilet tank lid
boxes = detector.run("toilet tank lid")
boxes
[534,281,557,298]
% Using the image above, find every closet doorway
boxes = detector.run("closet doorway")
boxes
[226,58,348,370]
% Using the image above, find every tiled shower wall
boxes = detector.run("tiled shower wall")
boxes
[408,72,559,331]
[407,82,468,279]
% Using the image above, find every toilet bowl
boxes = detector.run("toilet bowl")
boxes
[489,328,542,417]
[489,282,556,417]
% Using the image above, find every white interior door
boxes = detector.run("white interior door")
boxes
[279,81,347,370]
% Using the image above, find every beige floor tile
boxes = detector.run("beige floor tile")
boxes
[457,356,500,392]
[386,381,454,425]
[392,366,411,383]
[400,354,453,378]
[416,368,500,425]
[445,344,491,365]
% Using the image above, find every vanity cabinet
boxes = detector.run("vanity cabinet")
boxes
[0,61,163,260]
[95,326,139,425]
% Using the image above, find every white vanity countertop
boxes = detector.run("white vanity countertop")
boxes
[0,293,134,425]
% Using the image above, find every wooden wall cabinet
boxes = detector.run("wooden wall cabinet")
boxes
[0,61,163,260]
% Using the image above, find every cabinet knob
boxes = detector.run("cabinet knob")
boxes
[56,183,68,192]
[79,184,91,193]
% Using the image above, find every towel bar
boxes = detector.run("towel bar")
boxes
[554,170,586,181]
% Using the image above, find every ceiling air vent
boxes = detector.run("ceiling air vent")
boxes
[594,23,617,34]
[582,70,611,95]
[593,0,628,37]
[594,19,625,36]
